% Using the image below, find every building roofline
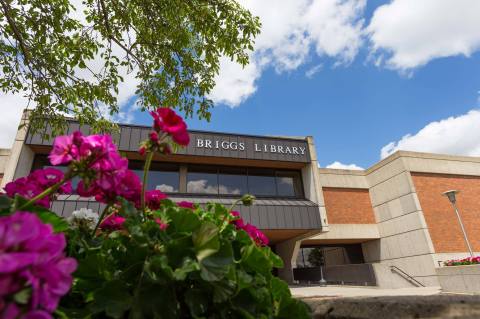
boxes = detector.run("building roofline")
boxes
[318,150,480,176]
[63,119,309,142]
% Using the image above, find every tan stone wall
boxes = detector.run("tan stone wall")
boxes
[411,172,480,253]
[322,187,376,224]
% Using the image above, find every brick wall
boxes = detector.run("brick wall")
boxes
[322,187,376,224]
[411,172,480,253]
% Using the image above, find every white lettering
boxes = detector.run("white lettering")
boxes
[215,140,220,149]
[264,144,268,152]
[299,147,306,155]
[239,142,245,151]
[197,138,204,148]
[255,143,261,152]
[285,146,292,154]
[277,145,284,153]
[270,145,277,153]
[230,142,238,150]
[292,147,299,155]
[221,141,230,150]
[205,139,212,148]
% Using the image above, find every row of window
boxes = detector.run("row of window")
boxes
[129,163,304,198]
[34,156,304,198]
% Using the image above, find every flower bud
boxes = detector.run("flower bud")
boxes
[149,131,159,143]
[240,194,255,206]
[138,145,146,156]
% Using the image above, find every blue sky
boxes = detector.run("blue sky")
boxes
[2,0,480,170]
[133,0,480,169]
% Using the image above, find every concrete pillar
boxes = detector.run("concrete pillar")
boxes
[276,239,301,284]
[1,110,32,189]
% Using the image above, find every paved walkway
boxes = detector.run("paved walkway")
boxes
[290,285,442,298]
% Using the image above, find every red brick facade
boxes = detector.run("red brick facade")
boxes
[322,187,376,224]
[411,172,480,253]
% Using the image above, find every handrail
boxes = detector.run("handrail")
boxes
[390,266,425,287]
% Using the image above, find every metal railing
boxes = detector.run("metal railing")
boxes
[390,266,425,287]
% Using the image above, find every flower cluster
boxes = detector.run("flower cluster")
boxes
[67,208,99,230]
[0,212,77,319]
[230,211,269,246]
[145,190,168,210]
[50,131,141,205]
[5,168,71,207]
[139,108,189,155]
[99,213,126,231]
[444,256,480,266]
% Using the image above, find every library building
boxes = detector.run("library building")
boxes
[1,111,480,288]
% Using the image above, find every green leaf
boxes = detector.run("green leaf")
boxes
[169,208,201,233]
[92,280,132,318]
[200,241,234,282]
[185,288,209,317]
[36,210,69,232]
[13,288,31,304]
[242,244,271,276]
[0,195,12,212]
[193,222,220,261]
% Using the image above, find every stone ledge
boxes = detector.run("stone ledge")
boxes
[302,295,480,319]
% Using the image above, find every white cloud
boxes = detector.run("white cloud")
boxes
[305,64,323,79]
[210,0,366,106]
[326,161,364,170]
[367,0,480,71]
[381,109,480,158]
[0,93,29,148]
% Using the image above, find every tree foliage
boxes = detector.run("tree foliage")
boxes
[0,0,260,136]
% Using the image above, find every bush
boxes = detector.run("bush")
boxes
[0,108,310,318]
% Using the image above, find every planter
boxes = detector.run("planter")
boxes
[436,264,480,293]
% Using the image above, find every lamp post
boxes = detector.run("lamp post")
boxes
[442,190,474,258]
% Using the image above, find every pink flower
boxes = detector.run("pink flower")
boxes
[99,213,126,231]
[4,169,71,208]
[0,212,77,317]
[150,108,190,146]
[177,201,195,209]
[149,131,159,143]
[242,224,269,246]
[145,190,167,210]
[155,218,169,231]
[49,135,78,165]
[138,146,146,156]
[230,211,244,228]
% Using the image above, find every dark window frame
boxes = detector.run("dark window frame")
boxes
[184,164,305,199]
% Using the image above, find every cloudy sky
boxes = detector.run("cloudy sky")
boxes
[2,0,480,170]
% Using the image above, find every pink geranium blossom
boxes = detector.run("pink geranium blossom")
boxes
[177,201,195,209]
[229,211,268,246]
[145,190,167,210]
[99,213,126,231]
[49,135,78,165]
[150,108,190,146]
[0,212,77,318]
[5,169,71,208]
[155,218,169,231]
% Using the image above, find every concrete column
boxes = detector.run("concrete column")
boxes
[303,136,329,230]
[1,110,32,189]
[179,165,187,193]
[276,239,301,284]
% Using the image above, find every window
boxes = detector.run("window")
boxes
[130,162,179,193]
[218,167,248,195]
[247,169,276,197]
[276,171,302,197]
[187,166,218,194]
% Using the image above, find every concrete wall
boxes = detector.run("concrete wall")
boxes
[363,157,439,287]
[0,110,34,189]
[437,264,480,293]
